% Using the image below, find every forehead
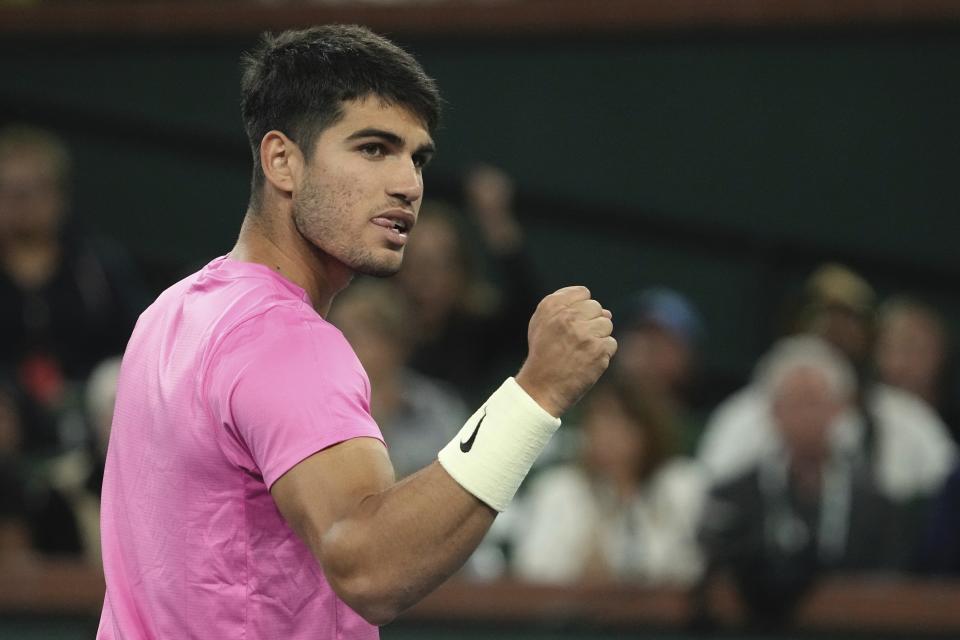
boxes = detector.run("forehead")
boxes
[327,97,432,145]
[0,151,59,183]
[775,366,831,397]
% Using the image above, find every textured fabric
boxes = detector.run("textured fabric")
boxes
[438,377,560,512]
[98,256,382,640]
[698,384,957,501]
[513,460,706,585]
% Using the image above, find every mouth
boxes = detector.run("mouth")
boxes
[371,209,415,245]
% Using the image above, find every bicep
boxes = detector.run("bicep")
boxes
[271,436,396,552]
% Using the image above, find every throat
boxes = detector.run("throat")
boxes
[3,240,61,290]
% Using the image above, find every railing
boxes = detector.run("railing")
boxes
[3,559,959,636]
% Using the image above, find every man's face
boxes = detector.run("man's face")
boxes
[292,98,434,277]
[0,151,66,239]
[616,323,691,394]
[583,393,648,480]
[875,309,945,396]
[809,305,872,365]
[771,366,843,461]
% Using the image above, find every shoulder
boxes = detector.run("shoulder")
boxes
[698,385,772,479]
[870,383,941,423]
[223,303,354,365]
[527,465,593,503]
[206,301,368,409]
[649,458,708,505]
[867,383,957,497]
[868,383,955,448]
[654,458,706,490]
[707,386,766,428]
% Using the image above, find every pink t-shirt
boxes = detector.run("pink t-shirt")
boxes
[98,256,383,639]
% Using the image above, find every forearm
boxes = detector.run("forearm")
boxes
[312,376,561,623]
[314,462,494,624]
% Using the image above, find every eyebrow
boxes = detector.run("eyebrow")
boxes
[346,127,436,156]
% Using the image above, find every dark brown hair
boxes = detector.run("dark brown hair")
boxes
[583,379,679,482]
[240,25,441,201]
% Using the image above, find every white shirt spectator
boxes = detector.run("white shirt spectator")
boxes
[512,459,706,585]
[699,383,956,501]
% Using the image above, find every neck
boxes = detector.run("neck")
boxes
[1,232,61,290]
[230,204,352,317]
[598,466,641,503]
[789,454,825,501]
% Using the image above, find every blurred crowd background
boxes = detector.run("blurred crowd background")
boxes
[2,0,960,638]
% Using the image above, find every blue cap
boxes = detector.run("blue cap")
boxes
[618,287,704,346]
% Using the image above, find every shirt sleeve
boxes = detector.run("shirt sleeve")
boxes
[207,304,384,489]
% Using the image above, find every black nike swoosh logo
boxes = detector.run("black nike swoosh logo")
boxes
[459,408,486,453]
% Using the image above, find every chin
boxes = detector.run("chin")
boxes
[355,258,403,278]
[336,244,405,278]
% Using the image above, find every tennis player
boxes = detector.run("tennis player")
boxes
[98,25,616,639]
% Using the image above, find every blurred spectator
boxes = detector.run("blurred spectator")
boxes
[15,355,119,565]
[787,263,877,368]
[0,124,147,455]
[329,279,468,479]
[0,355,119,563]
[875,296,959,443]
[512,380,706,585]
[395,165,542,404]
[613,287,705,453]
[875,297,947,403]
[0,124,146,562]
[699,264,956,503]
[700,336,919,625]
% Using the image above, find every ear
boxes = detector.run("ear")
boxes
[260,130,303,195]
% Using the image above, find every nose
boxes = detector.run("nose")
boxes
[387,156,423,206]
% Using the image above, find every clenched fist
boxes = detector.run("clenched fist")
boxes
[515,286,617,417]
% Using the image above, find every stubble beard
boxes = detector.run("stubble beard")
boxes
[293,179,403,279]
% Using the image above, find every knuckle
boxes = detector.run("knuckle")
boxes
[597,339,611,357]
[576,332,592,349]
[582,336,601,354]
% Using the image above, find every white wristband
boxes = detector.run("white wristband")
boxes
[438,377,561,512]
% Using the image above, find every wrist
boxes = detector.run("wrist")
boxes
[437,377,561,511]
[514,370,563,418]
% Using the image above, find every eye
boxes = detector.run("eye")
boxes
[358,143,386,159]
[413,153,432,169]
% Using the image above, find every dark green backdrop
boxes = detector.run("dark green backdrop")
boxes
[3,30,959,385]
